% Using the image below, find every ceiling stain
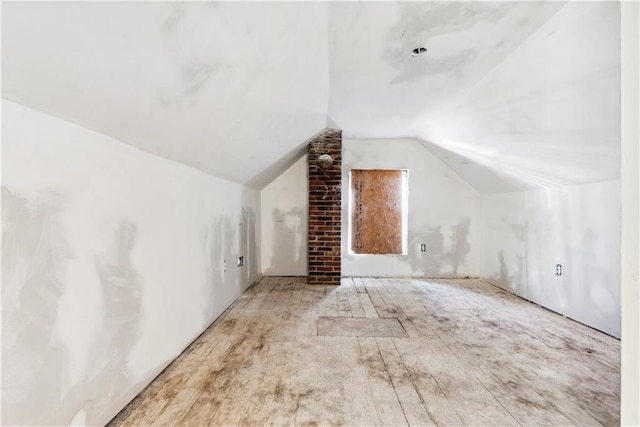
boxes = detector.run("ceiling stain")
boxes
[389,49,478,84]
[181,60,219,96]
[157,59,222,106]
[161,4,188,34]
[383,2,517,84]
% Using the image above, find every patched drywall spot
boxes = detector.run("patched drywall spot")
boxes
[204,218,226,324]
[12,219,146,426]
[181,60,218,96]
[160,4,188,34]
[496,250,510,286]
[450,217,471,273]
[267,208,305,274]
[488,223,529,296]
[92,220,142,398]
[409,217,472,276]
[203,212,248,321]
[94,221,141,337]
[511,223,529,295]
[223,216,236,287]
[577,228,617,323]
[1,187,71,425]
[240,207,259,283]
[157,59,222,106]
[69,400,94,426]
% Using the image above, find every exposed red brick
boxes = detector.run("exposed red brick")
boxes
[308,129,342,286]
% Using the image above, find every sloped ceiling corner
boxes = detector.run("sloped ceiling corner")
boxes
[327,1,566,139]
[329,1,621,192]
[415,1,621,192]
[416,138,527,193]
[1,1,330,188]
[247,128,332,190]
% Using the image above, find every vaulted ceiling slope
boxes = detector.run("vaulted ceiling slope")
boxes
[1,2,330,188]
[3,2,621,192]
[328,1,621,192]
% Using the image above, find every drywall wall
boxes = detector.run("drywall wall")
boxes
[341,139,481,277]
[2,1,329,187]
[261,155,308,276]
[621,0,640,422]
[1,100,260,426]
[482,181,621,337]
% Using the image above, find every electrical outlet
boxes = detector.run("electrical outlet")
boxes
[223,259,227,272]
[556,264,562,276]
[237,256,244,267]
[420,244,427,252]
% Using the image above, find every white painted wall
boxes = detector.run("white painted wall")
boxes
[621,0,640,423]
[341,139,481,277]
[1,100,261,426]
[261,155,308,276]
[482,181,621,337]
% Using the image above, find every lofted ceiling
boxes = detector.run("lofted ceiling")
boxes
[2,1,621,192]
[2,1,330,188]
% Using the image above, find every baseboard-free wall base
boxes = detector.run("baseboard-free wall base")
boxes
[106,275,263,426]
[480,277,619,339]
[343,275,481,279]
[262,274,482,281]
[261,274,307,277]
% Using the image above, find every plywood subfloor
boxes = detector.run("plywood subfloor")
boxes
[108,277,620,426]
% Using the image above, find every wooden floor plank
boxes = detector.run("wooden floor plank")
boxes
[348,292,367,318]
[376,337,437,426]
[358,292,379,319]
[353,277,367,294]
[109,276,620,427]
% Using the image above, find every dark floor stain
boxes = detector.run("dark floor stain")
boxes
[514,396,551,411]
[220,318,238,331]
[274,381,285,399]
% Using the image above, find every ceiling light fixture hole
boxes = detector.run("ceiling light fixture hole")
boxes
[411,47,427,56]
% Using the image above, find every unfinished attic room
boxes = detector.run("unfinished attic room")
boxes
[2,1,639,426]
